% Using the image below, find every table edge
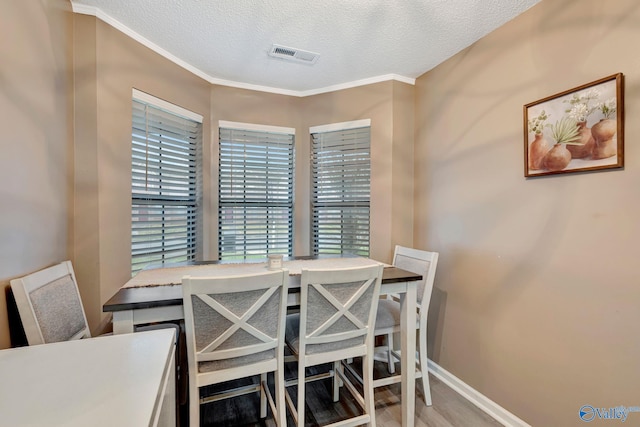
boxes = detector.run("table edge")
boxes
[104,266,421,312]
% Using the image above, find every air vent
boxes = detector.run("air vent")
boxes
[269,44,320,65]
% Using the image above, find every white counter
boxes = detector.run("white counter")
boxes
[0,329,176,427]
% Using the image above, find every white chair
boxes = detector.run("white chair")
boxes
[373,246,438,406]
[10,260,184,424]
[182,269,289,427]
[10,260,181,345]
[284,263,384,427]
[10,261,91,345]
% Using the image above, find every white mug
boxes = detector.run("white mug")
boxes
[267,254,283,270]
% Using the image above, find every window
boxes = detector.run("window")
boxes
[311,120,371,256]
[131,90,202,274]
[218,121,294,260]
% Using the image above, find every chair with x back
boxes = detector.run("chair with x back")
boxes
[285,263,384,427]
[373,245,439,406]
[182,269,289,427]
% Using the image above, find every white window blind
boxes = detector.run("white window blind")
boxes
[218,123,294,260]
[131,96,202,274]
[311,123,370,256]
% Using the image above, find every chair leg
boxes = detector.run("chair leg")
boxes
[275,367,287,427]
[362,352,376,427]
[419,333,432,406]
[260,372,268,418]
[188,378,199,427]
[297,361,306,427]
[332,361,340,402]
[387,333,396,374]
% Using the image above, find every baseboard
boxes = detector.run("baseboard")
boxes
[427,360,531,427]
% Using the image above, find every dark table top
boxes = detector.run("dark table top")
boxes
[104,262,421,313]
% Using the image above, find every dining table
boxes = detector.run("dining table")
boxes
[104,255,421,427]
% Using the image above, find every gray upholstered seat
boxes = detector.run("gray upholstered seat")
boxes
[374,298,403,330]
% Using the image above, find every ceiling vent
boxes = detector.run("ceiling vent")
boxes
[268,44,320,65]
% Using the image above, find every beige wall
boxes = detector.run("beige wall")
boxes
[391,81,415,250]
[302,81,415,261]
[1,3,413,346]
[209,86,303,257]
[0,0,73,348]
[415,0,640,425]
[206,81,414,261]
[70,16,411,333]
[73,15,212,329]
[4,1,638,424]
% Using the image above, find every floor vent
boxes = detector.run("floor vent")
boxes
[269,44,319,64]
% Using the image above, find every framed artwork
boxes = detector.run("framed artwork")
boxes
[524,73,624,177]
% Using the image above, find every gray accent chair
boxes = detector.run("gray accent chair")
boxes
[10,260,180,345]
[10,261,91,345]
[10,260,184,423]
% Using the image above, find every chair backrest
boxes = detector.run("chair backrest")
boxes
[393,245,439,312]
[10,261,91,345]
[297,264,383,361]
[182,269,289,378]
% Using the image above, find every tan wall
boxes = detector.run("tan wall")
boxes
[4,2,637,424]
[73,14,101,333]
[1,3,413,349]
[391,81,415,251]
[73,15,212,329]
[71,17,410,332]
[0,0,73,348]
[414,0,640,425]
[302,81,414,262]
[209,86,303,257]
[207,82,414,261]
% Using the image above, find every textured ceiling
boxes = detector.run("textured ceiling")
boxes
[71,0,541,96]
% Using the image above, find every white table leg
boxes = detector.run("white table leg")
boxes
[156,349,176,427]
[112,310,135,334]
[400,281,417,427]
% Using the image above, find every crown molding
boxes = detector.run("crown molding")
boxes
[70,3,415,97]
[298,74,415,97]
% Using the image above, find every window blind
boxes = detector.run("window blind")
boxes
[218,125,294,260]
[131,98,202,274]
[311,125,370,256]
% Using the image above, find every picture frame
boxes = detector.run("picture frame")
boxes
[524,73,624,177]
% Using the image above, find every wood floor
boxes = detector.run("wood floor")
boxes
[193,360,503,427]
